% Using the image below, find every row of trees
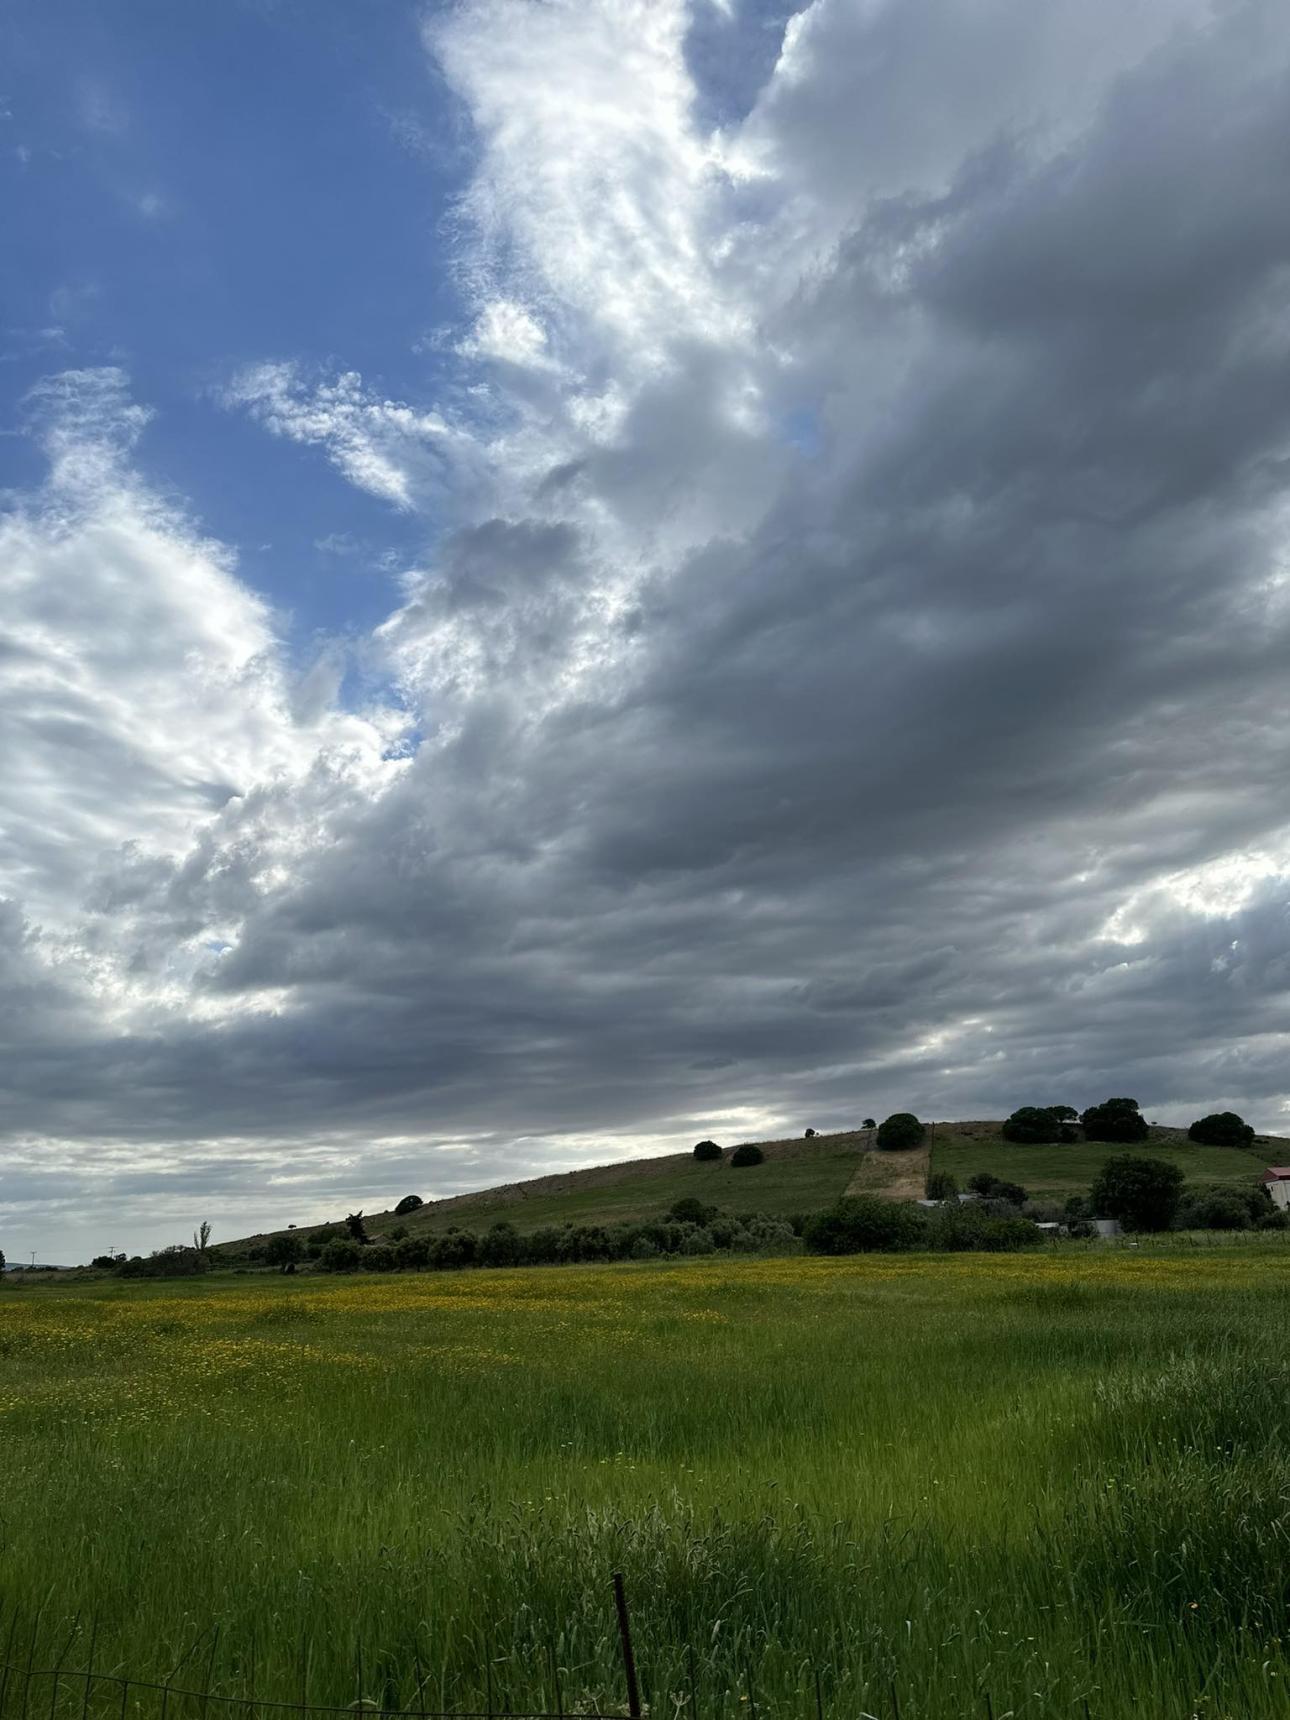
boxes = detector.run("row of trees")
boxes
[302,1199,799,1274]
[999,1098,1258,1146]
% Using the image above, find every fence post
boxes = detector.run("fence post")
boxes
[611,1575,641,1720]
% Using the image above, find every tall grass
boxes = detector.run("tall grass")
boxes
[2,1248,1289,1718]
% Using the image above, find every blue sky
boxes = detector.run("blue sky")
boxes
[6,0,1290,1264]
[2,0,469,648]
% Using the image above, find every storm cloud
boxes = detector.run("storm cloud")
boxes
[6,0,1290,1260]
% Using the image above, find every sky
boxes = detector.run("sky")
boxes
[4,0,1290,1264]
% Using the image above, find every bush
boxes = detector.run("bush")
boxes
[925,1170,958,1201]
[394,1194,424,1215]
[679,1225,716,1255]
[394,1236,430,1270]
[803,1196,927,1254]
[1188,1112,1255,1148]
[966,1172,1027,1205]
[307,1226,345,1257]
[693,1140,722,1161]
[668,1197,717,1226]
[925,1206,1042,1252]
[1091,1154,1184,1232]
[1082,1097,1149,1143]
[319,1238,362,1273]
[345,1211,370,1244]
[862,1118,876,1129]
[803,1127,817,1138]
[1258,1209,1289,1231]
[386,1225,408,1242]
[744,1215,796,1250]
[730,1144,764,1167]
[1179,1191,1251,1231]
[1001,1106,1076,1144]
[430,1230,477,1270]
[265,1233,305,1271]
[876,1112,925,1151]
[478,1222,523,1267]
[362,1244,397,1273]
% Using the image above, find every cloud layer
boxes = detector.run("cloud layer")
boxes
[7,0,1290,1259]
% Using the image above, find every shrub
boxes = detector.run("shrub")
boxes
[394,1236,430,1270]
[1091,1154,1184,1232]
[925,1170,958,1201]
[319,1237,361,1273]
[1081,1097,1149,1143]
[862,1118,876,1129]
[1179,1191,1251,1231]
[307,1226,345,1257]
[744,1216,796,1251]
[478,1222,523,1267]
[668,1197,717,1226]
[524,1227,565,1265]
[265,1233,305,1271]
[730,1144,764,1167]
[430,1230,477,1270]
[925,1206,1042,1252]
[394,1194,424,1215]
[965,1172,1027,1204]
[345,1211,370,1244]
[877,1112,925,1151]
[1001,1106,1076,1144]
[693,1140,722,1161]
[362,1244,397,1272]
[387,1225,409,1242]
[803,1127,817,1137]
[1187,1112,1255,1148]
[679,1225,716,1255]
[803,1196,927,1254]
[1258,1208,1289,1231]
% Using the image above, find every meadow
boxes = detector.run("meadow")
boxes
[3,1246,1290,1720]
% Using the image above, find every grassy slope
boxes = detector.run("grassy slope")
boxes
[222,1120,1290,1256]
[229,1130,871,1255]
[929,1120,1274,1199]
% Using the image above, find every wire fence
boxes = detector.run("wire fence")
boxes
[0,1578,659,1720]
[0,1578,1099,1720]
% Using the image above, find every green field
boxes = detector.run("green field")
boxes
[5,1246,1290,1719]
[928,1126,1271,1202]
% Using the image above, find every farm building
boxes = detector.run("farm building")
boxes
[1262,1167,1290,1209]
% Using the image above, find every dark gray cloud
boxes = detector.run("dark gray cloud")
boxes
[6,0,1290,1260]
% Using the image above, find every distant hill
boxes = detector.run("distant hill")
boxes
[219,1119,1288,1259]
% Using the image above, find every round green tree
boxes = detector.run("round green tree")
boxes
[1187,1111,1254,1148]
[730,1143,764,1167]
[693,1139,722,1161]
[1081,1097,1149,1143]
[1091,1154,1184,1232]
[877,1112,925,1151]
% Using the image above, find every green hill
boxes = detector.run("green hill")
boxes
[221,1118,1287,1259]
[927,1120,1276,1201]
[225,1129,873,1257]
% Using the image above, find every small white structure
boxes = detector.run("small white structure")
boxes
[1263,1168,1290,1210]
[1091,1217,1122,1238]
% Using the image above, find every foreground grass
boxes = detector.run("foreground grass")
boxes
[3,1247,1290,1719]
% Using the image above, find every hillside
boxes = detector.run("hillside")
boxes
[224,1128,873,1256]
[929,1120,1279,1201]
[221,1118,1289,1258]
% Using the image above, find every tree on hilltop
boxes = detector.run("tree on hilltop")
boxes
[1001,1106,1076,1144]
[693,1140,722,1161]
[877,1112,925,1151]
[1081,1097,1149,1143]
[1187,1111,1254,1148]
